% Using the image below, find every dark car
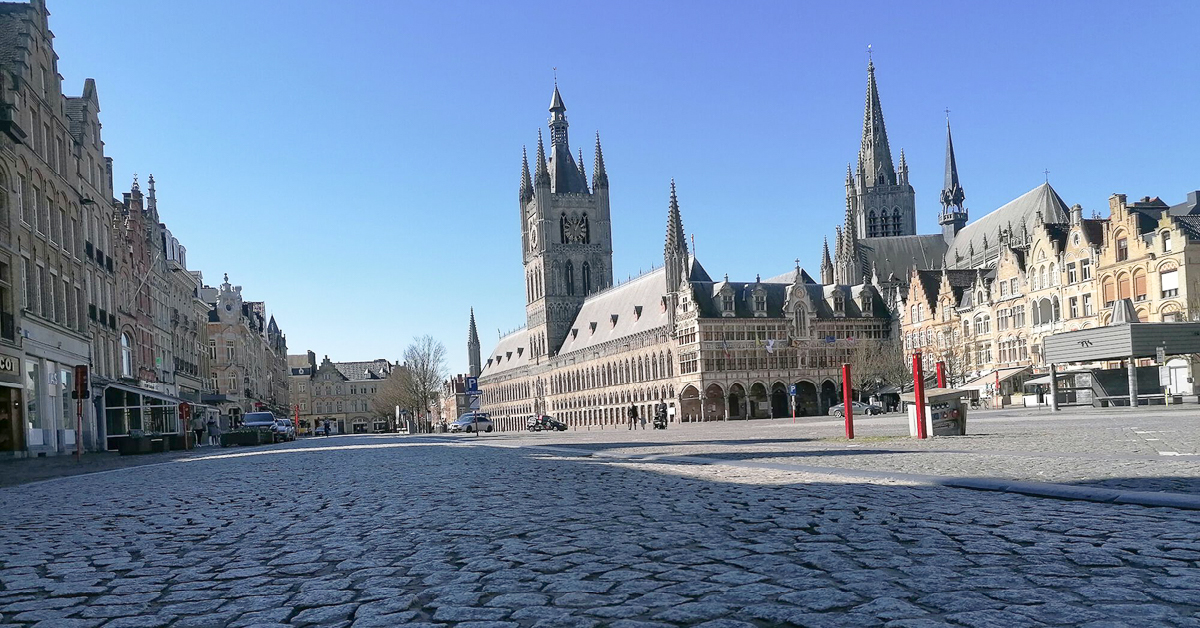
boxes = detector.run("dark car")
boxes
[527,415,567,432]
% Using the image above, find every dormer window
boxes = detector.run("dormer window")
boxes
[754,294,766,312]
[610,314,618,328]
[634,305,643,320]
[833,293,844,314]
[589,321,597,334]
[861,294,873,314]
[516,347,524,357]
[722,294,734,312]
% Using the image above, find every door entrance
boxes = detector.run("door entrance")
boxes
[0,386,23,452]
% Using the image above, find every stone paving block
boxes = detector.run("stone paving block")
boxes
[291,602,359,625]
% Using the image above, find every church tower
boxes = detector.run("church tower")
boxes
[467,308,481,378]
[519,84,615,359]
[938,117,968,243]
[848,58,916,239]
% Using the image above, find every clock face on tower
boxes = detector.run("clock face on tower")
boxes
[529,222,538,250]
[564,216,588,244]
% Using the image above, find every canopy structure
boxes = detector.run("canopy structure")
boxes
[961,366,1031,392]
[1042,299,1200,408]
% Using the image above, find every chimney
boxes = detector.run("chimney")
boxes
[1070,204,1083,225]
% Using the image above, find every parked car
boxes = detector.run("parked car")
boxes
[273,418,297,442]
[526,415,567,432]
[241,411,287,443]
[449,413,493,433]
[828,401,882,417]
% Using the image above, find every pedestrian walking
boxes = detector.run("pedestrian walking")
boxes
[627,403,638,430]
[323,419,331,436]
[206,417,220,446]
[191,414,205,447]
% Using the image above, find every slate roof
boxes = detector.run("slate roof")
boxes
[762,267,818,285]
[558,267,671,356]
[480,327,530,377]
[861,235,948,282]
[914,269,977,308]
[1174,216,1200,241]
[333,359,392,381]
[946,183,1070,267]
[0,4,31,68]
[1080,218,1106,246]
[1168,191,1200,216]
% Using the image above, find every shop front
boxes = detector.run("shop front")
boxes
[22,319,90,456]
[102,383,183,451]
[0,350,24,456]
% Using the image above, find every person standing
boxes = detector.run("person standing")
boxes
[191,413,206,447]
[206,417,220,446]
[627,403,638,430]
[323,419,331,436]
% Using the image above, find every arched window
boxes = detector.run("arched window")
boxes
[1040,266,1047,290]
[892,208,901,232]
[1051,296,1061,322]
[120,333,133,377]
[560,213,568,243]
[582,262,591,295]
[1117,273,1131,301]
[867,210,877,237]
[1049,263,1057,286]
[564,260,575,296]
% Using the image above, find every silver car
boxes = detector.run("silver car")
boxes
[449,413,493,433]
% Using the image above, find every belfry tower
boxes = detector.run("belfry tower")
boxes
[846,57,916,239]
[519,84,614,359]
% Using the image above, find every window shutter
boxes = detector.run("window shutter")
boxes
[1161,269,1179,292]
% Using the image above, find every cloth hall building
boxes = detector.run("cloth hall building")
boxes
[474,86,893,431]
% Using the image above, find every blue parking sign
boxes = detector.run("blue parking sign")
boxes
[788,384,797,397]
[465,377,479,394]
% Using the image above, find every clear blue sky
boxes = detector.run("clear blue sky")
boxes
[49,0,1199,374]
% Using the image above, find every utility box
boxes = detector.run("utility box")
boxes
[901,388,968,437]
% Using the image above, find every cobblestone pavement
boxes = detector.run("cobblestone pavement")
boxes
[1,434,1199,627]
[493,405,1200,495]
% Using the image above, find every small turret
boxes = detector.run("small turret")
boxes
[519,146,533,203]
[592,133,608,190]
[938,117,968,243]
[820,237,833,284]
[534,130,550,188]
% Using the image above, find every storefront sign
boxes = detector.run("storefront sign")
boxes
[0,355,18,377]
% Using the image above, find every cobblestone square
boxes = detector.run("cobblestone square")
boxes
[2,410,1200,627]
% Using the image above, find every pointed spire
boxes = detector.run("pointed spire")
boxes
[859,57,896,187]
[520,146,533,201]
[550,83,566,112]
[147,174,157,212]
[822,237,832,266]
[468,307,480,346]
[534,130,550,187]
[664,179,689,294]
[577,147,587,187]
[940,117,965,211]
[592,132,608,190]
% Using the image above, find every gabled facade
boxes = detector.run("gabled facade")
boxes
[290,353,394,434]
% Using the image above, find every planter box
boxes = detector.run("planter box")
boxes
[220,430,272,447]
[148,437,167,453]
[166,433,193,451]
[118,436,153,456]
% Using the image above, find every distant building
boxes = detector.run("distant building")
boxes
[289,353,395,434]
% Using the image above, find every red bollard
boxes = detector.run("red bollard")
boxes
[935,361,946,389]
[842,363,854,439]
[912,352,928,439]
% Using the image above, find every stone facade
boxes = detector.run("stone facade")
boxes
[204,275,289,425]
[288,352,394,434]
[477,87,893,432]
[900,188,1200,399]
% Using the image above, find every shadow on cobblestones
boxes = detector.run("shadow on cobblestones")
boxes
[1,436,1199,627]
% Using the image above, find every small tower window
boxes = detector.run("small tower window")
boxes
[722,294,734,312]
[565,261,575,296]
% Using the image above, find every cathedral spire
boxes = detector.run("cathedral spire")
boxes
[592,133,608,190]
[938,115,968,243]
[859,58,896,187]
[467,308,482,378]
[534,130,550,187]
[941,119,965,210]
[520,146,533,202]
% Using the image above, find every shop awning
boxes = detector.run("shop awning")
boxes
[105,382,181,405]
[961,366,1031,391]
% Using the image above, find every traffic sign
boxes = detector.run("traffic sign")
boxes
[465,376,479,394]
[788,384,797,397]
[469,396,481,411]
[1156,346,1166,364]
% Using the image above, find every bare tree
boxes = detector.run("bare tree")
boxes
[374,335,447,433]
[848,339,913,400]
